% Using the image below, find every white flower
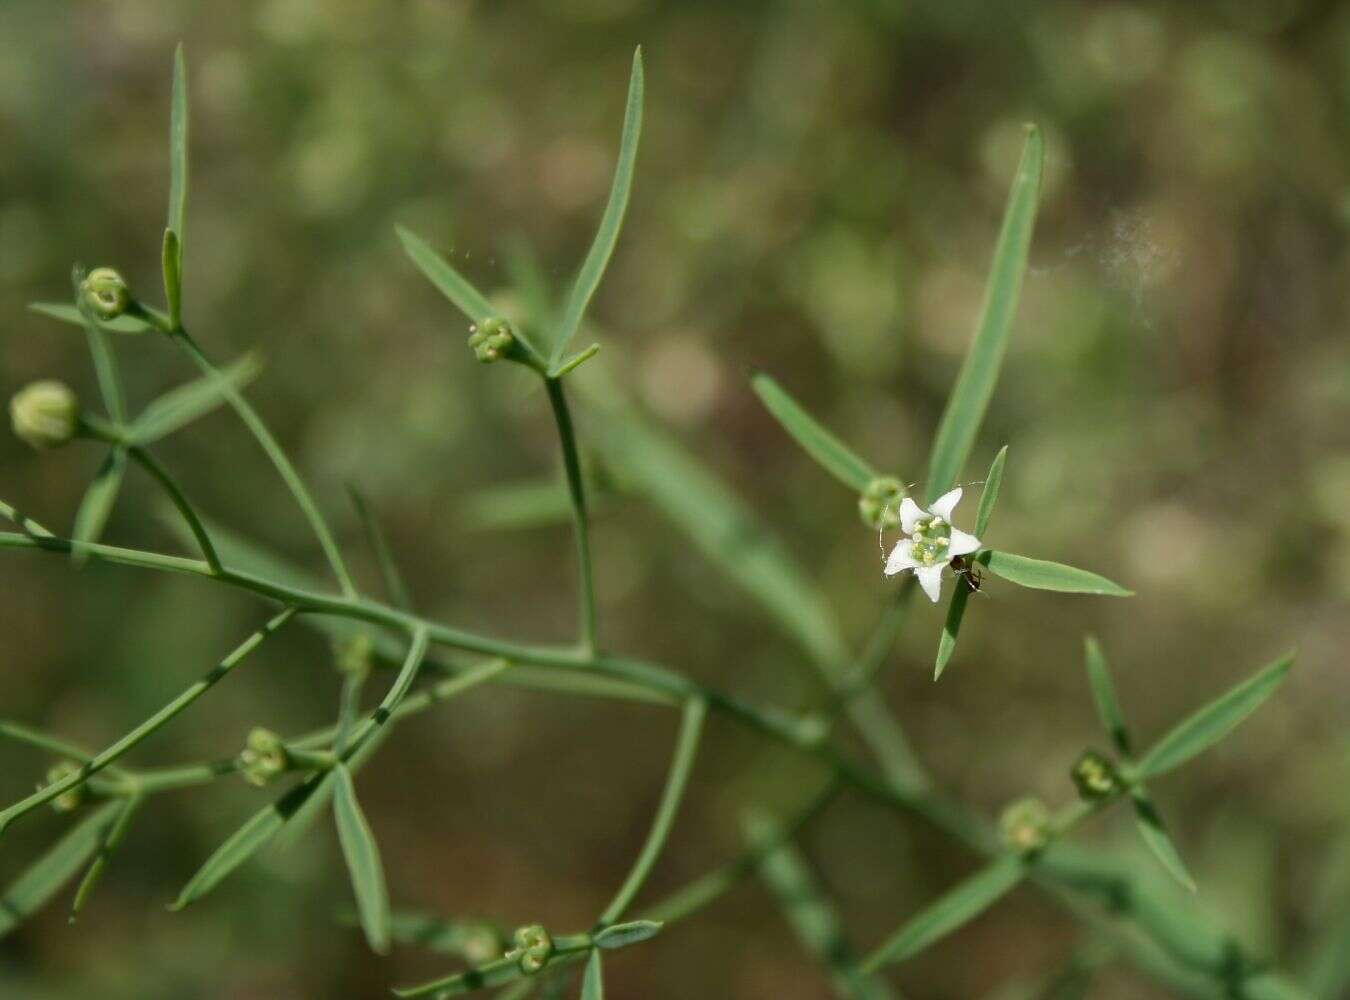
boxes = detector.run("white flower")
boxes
[883,487,982,603]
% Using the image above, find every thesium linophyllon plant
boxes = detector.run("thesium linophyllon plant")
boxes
[0,45,1314,999]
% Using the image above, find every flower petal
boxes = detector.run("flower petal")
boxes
[884,541,920,576]
[948,528,981,558]
[930,487,963,523]
[898,497,926,534]
[915,564,945,602]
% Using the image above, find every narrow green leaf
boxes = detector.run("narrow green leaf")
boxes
[171,774,330,910]
[396,226,495,325]
[934,579,972,682]
[593,920,663,951]
[1136,652,1294,780]
[548,48,644,370]
[751,374,877,492]
[0,801,121,938]
[974,446,1008,538]
[1131,791,1196,892]
[166,44,188,265]
[163,229,182,330]
[332,763,391,954]
[1084,636,1132,756]
[745,810,896,1000]
[580,378,849,671]
[71,447,127,563]
[128,353,263,445]
[983,551,1132,597]
[71,793,144,920]
[29,302,153,335]
[379,911,505,959]
[925,126,1043,503]
[580,950,604,1000]
[862,855,1024,970]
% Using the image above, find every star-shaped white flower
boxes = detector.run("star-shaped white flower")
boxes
[883,487,982,603]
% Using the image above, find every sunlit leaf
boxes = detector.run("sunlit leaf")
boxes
[1084,636,1132,756]
[752,374,876,492]
[1136,653,1294,780]
[925,127,1043,503]
[549,49,644,370]
[974,446,1008,538]
[165,42,188,328]
[983,551,1132,597]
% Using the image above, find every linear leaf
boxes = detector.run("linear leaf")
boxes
[380,911,505,959]
[163,228,182,330]
[170,774,331,910]
[166,45,188,293]
[593,920,663,951]
[925,126,1043,503]
[580,950,604,1000]
[974,446,1008,538]
[129,353,263,445]
[397,226,495,325]
[751,374,876,492]
[746,811,896,1000]
[934,578,973,682]
[983,551,1132,597]
[1136,652,1294,780]
[549,48,643,370]
[347,486,413,610]
[1131,791,1196,892]
[0,801,121,938]
[333,763,391,953]
[862,855,1024,970]
[71,447,127,563]
[71,793,144,919]
[28,302,153,335]
[581,378,848,670]
[1084,636,1132,756]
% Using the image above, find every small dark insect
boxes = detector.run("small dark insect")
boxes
[951,555,984,593]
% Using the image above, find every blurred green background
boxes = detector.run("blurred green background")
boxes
[2,1,1348,997]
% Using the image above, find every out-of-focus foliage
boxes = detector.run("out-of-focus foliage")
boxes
[0,1,1346,997]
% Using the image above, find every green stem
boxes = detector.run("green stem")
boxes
[0,606,297,833]
[168,326,356,598]
[544,377,597,655]
[127,445,222,573]
[598,696,707,925]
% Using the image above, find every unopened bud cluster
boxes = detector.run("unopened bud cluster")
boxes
[43,759,86,813]
[10,381,80,450]
[999,797,1051,854]
[80,267,132,320]
[858,476,905,531]
[239,727,289,787]
[508,924,554,975]
[467,317,517,364]
[1071,749,1125,800]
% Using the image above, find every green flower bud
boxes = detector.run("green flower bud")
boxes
[239,727,289,787]
[467,317,517,364]
[510,923,553,975]
[999,796,1051,854]
[42,759,86,813]
[10,380,80,450]
[858,476,906,531]
[1071,749,1124,801]
[81,267,132,320]
[333,632,373,675]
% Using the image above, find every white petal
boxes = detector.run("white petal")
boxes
[898,497,926,534]
[929,487,963,523]
[884,541,920,576]
[915,564,945,602]
[947,528,981,558]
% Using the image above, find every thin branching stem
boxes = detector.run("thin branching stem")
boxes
[544,376,598,655]
[127,445,222,573]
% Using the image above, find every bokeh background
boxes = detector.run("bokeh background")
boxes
[2,1,1348,997]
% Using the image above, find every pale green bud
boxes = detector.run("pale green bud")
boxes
[11,380,80,450]
[1071,749,1124,801]
[81,267,131,320]
[858,476,905,530]
[467,317,517,364]
[43,759,86,813]
[999,797,1051,854]
[511,923,553,975]
[239,727,288,787]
